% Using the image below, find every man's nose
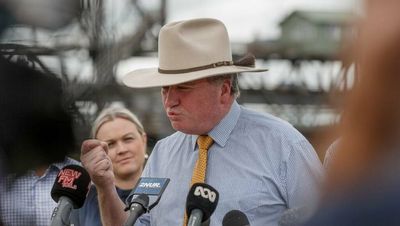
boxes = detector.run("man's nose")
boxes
[163,87,179,107]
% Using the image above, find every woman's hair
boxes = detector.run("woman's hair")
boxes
[91,106,145,139]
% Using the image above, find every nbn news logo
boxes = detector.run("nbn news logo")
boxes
[134,177,169,196]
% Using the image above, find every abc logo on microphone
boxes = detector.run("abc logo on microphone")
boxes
[194,185,217,203]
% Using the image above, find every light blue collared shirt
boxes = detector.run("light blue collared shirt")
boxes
[0,157,80,226]
[136,101,323,226]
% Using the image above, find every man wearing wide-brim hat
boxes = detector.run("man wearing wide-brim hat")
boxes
[81,18,323,226]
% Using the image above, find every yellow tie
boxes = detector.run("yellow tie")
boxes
[183,135,214,226]
[191,135,214,185]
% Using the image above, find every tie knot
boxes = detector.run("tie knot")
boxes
[197,135,214,150]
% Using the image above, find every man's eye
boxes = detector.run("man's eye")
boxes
[161,87,169,93]
[107,142,115,148]
[177,86,190,90]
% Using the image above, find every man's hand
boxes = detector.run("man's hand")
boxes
[81,139,130,226]
[81,139,114,188]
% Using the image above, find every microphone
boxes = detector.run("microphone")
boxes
[186,183,219,226]
[50,165,90,226]
[223,210,250,226]
[123,194,149,226]
[127,177,170,210]
[122,177,170,225]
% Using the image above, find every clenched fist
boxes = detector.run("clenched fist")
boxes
[81,139,115,188]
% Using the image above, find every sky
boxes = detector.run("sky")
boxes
[165,0,361,42]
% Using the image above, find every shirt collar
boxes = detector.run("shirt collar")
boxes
[191,101,241,150]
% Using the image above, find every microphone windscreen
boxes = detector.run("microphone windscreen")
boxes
[132,194,150,207]
[186,183,219,222]
[223,210,250,226]
[51,164,90,208]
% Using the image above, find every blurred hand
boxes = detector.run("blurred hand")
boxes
[81,139,115,188]
[357,0,400,66]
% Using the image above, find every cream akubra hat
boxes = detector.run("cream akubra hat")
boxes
[122,18,268,88]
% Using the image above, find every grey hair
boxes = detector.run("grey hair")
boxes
[207,73,240,98]
[91,106,145,138]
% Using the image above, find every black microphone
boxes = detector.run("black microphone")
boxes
[123,177,170,225]
[123,194,149,226]
[186,183,219,226]
[50,165,90,226]
[127,177,170,210]
[223,210,250,226]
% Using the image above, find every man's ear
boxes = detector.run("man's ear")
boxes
[220,79,232,102]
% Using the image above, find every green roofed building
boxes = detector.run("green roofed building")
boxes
[249,10,354,60]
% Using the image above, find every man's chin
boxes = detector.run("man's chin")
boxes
[170,122,183,131]
[171,124,201,135]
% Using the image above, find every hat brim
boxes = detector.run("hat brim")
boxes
[122,65,268,88]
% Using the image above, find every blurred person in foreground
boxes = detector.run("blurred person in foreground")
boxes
[74,106,147,226]
[304,0,400,225]
[81,18,323,226]
[0,58,79,226]
[0,1,83,226]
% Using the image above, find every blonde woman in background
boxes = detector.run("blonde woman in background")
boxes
[74,106,147,226]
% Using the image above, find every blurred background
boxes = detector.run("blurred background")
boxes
[0,0,362,159]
